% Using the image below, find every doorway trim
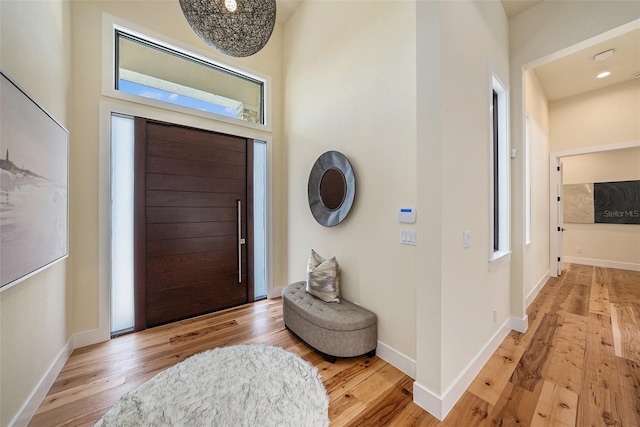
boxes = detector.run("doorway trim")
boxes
[97,99,273,343]
[549,140,640,277]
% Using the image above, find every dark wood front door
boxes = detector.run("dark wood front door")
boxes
[134,118,252,329]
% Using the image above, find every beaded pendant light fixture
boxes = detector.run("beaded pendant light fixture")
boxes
[179,0,277,58]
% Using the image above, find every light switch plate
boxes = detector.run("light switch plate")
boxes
[400,230,417,246]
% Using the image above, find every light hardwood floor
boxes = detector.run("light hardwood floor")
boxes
[30,264,640,426]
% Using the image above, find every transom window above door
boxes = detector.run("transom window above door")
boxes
[114,29,265,125]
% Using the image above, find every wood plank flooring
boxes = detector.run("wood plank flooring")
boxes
[30,264,640,426]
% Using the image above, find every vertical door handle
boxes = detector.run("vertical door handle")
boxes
[237,200,245,283]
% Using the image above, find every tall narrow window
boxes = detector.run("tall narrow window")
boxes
[493,90,500,252]
[525,115,531,245]
[490,76,510,261]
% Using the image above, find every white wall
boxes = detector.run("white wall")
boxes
[561,148,640,269]
[414,0,510,418]
[0,1,72,424]
[523,69,551,303]
[284,6,511,418]
[283,0,418,362]
[551,79,640,152]
[438,0,510,389]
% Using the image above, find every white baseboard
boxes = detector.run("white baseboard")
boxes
[10,337,74,427]
[526,270,551,308]
[73,327,104,349]
[564,256,640,272]
[267,286,285,299]
[413,318,511,421]
[376,340,416,379]
[509,315,528,333]
[9,328,106,427]
[413,382,445,421]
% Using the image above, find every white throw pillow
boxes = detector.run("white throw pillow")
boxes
[306,249,340,303]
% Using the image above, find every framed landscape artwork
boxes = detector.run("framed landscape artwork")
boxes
[0,70,69,290]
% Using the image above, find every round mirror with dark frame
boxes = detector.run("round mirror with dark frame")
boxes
[308,151,356,227]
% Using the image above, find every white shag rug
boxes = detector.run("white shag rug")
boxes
[95,344,329,427]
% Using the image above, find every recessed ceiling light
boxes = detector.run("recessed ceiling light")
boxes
[597,71,611,79]
[594,49,614,61]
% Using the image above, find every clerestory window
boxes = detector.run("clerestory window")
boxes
[115,29,265,125]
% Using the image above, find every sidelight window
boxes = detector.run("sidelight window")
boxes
[110,114,135,334]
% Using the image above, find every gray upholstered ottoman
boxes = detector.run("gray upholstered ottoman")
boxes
[282,281,377,363]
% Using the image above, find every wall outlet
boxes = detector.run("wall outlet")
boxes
[576,247,582,254]
[463,231,471,248]
[492,309,497,323]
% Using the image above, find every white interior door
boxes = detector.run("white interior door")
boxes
[556,161,564,276]
[549,156,565,277]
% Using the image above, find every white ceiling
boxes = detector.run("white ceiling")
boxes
[500,0,543,19]
[279,0,544,22]
[533,28,640,102]
[275,0,302,25]
[275,0,640,102]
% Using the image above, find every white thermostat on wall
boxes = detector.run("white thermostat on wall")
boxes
[398,207,416,224]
